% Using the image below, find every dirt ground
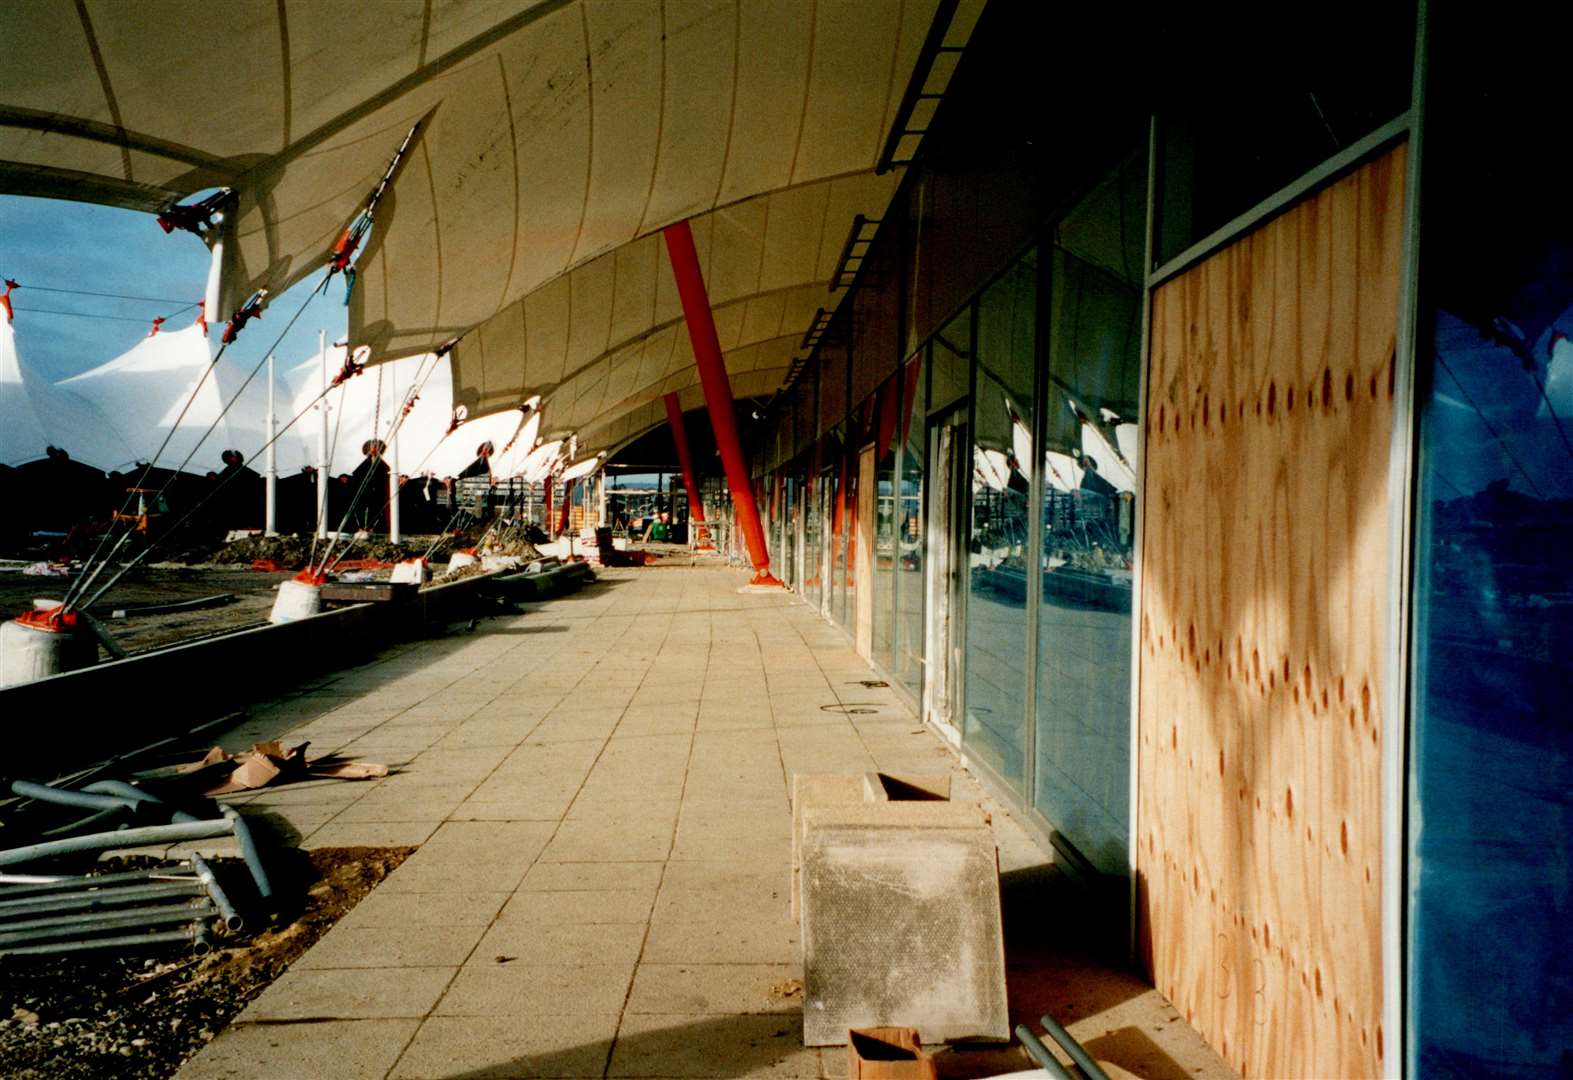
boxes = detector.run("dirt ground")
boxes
[0,846,412,1080]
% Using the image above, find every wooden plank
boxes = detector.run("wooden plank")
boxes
[1136,145,1405,1079]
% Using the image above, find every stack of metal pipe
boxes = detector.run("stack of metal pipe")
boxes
[0,777,267,958]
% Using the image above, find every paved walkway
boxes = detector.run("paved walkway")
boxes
[179,565,1232,1080]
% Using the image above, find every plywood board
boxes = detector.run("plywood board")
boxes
[1137,145,1405,1079]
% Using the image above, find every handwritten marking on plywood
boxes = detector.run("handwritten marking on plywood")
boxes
[1137,145,1404,1080]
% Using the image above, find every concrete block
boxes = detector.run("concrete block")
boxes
[798,809,1007,1046]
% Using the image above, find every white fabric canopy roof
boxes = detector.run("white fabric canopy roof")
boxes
[1,311,133,468]
[58,317,281,474]
[0,0,984,460]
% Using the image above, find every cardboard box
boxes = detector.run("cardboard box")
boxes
[847,1027,938,1079]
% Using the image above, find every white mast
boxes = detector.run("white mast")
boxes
[315,330,328,539]
[264,352,278,535]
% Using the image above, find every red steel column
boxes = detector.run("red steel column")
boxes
[662,220,778,583]
[663,392,714,550]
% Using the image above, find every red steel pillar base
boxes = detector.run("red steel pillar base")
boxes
[663,220,777,581]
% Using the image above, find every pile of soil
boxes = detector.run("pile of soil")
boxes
[0,846,412,1080]
[162,530,491,570]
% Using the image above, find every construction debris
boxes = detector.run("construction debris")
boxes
[174,742,387,796]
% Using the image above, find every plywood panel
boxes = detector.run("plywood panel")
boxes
[1137,146,1405,1080]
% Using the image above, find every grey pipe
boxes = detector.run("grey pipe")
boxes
[0,879,203,918]
[0,899,214,942]
[222,806,274,903]
[39,806,125,838]
[0,924,211,958]
[10,780,142,814]
[83,784,272,904]
[0,818,234,867]
[190,853,242,931]
[0,865,194,897]
[1038,1013,1111,1080]
[1015,1024,1076,1080]
[81,780,163,807]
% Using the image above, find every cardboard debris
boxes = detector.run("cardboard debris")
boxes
[178,742,387,795]
[847,1028,938,1079]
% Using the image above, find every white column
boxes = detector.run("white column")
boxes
[315,330,329,538]
[388,397,402,544]
[264,352,278,535]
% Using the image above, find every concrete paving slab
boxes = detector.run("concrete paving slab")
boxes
[494,888,655,925]
[518,861,666,893]
[334,889,512,930]
[238,966,456,1021]
[607,1012,821,1078]
[626,964,801,1015]
[389,1014,618,1079]
[436,964,634,1016]
[474,920,646,968]
[293,924,486,970]
[181,1018,420,1080]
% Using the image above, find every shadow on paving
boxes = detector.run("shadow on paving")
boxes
[997,863,1197,1080]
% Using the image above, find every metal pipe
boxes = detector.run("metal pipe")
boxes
[222,806,273,903]
[39,805,125,838]
[190,853,242,931]
[81,779,163,807]
[0,865,194,897]
[0,900,215,943]
[0,880,203,918]
[0,923,210,958]
[1014,1024,1075,1080]
[1039,1014,1112,1080]
[9,780,141,814]
[0,818,234,867]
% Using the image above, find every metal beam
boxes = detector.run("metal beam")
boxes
[662,220,778,583]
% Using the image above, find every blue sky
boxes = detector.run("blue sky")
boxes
[1,194,344,381]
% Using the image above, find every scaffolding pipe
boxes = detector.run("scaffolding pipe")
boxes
[0,865,196,897]
[0,880,203,918]
[0,900,215,943]
[190,853,242,931]
[661,220,776,582]
[1014,1025,1076,1080]
[0,924,211,958]
[222,806,274,903]
[1038,1013,1112,1080]
[0,819,234,867]
[9,780,142,814]
[81,780,162,806]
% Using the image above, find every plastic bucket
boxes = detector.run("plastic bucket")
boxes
[0,617,98,688]
[391,558,429,584]
[269,579,322,625]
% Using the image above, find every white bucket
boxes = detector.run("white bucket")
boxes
[391,558,429,585]
[447,551,479,573]
[269,579,322,625]
[0,617,98,688]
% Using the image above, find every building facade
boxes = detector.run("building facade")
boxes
[740,4,1572,1077]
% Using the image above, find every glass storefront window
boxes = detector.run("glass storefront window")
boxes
[874,377,900,676]
[804,465,823,611]
[964,251,1037,788]
[1035,149,1145,877]
[896,353,926,694]
[1409,12,1573,1072]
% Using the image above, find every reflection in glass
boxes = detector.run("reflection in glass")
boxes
[964,252,1036,788]
[804,467,823,611]
[895,354,926,694]
[874,383,898,674]
[1410,22,1573,1069]
[1034,149,1144,877]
